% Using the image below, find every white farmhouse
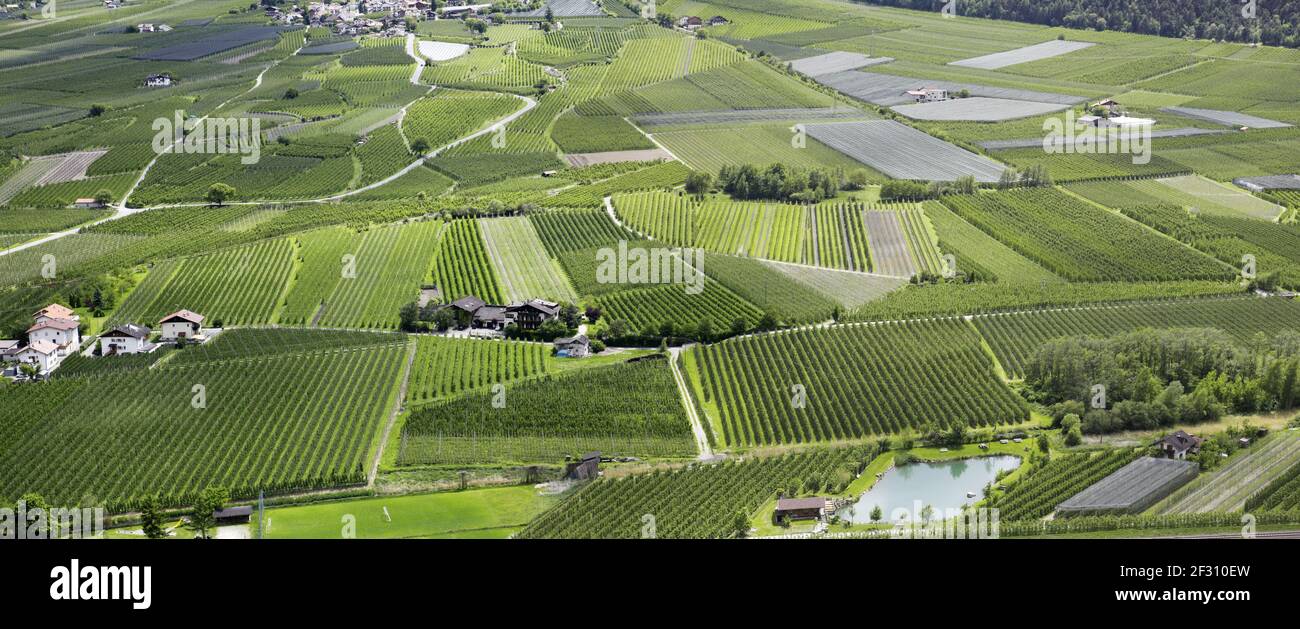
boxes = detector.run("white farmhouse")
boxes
[14,341,63,375]
[27,318,80,355]
[906,87,949,103]
[159,309,205,341]
[100,324,152,355]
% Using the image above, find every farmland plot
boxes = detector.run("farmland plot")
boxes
[634,107,871,128]
[1161,106,1292,129]
[597,278,765,334]
[789,51,890,77]
[702,253,838,325]
[891,97,1067,122]
[530,209,637,257]
[401,90,524,152]
[0,334,407,510]
[564,148,673,168]
[398,358,695,465]
[924,200,1061,284]
[318,220,443,329]
[0,207,108,234]
[761,260,908,310]
[692,319,1029,447]
[814,70,1084,107]
[431,219,505,304]
[110,238,296,327]
[280,226,362,326]
[949,40,1095,70]
[864,210,916,278]
[519,447,867,539]
[806,121,1007,182]
[478,216,577,303]
[1154,175,1285,221]
[941,189,1231,281]
[1158,432,1300,514]
[654,124,867,174]
[995,449,1143,520]
[407,336,549,404]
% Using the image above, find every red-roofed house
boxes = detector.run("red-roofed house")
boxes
[160,309,205,341]
[33,304,78,325]
[27,318,80,354]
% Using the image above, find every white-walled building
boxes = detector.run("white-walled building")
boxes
[14,341,62,375]
[100,324,152,355]
[159,309,205,341]
[27,318,80,355]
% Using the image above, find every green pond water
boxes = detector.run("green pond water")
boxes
[840,455,1021,523]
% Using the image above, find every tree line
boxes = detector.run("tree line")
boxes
[1029,327,1300,437]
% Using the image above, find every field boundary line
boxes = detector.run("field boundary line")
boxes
[669,346,712,459]
[370,337,418,486]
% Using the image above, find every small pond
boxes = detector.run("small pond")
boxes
[839,455,1021,523]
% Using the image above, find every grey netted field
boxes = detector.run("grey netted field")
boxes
[863,211,915,278]
[1161,106,1292,129]
[789,51,892,77]
[1234,174,1300,191]
[518,0,603,17]
[133,25,288,61]
[761,260,907,309]
[814,71,1084,107]
[892,96,1067,122]
[949,40,1095,70]
[806,121,1008,182]
[980,127,1228,150]
[1056,457,1199,516]
[564,148,672,167]
[633,107,871,127]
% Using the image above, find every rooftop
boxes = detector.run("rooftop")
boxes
[1056,458,1199,515]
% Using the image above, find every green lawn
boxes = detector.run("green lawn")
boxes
[263,486,556,539]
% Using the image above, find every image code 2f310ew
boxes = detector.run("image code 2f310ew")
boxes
[3,0,1300,557]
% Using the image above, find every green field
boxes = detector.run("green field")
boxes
[691,319,1030,447]
[265,486,555,539]
[0,329,406,511]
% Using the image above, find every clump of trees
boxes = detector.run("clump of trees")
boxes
[996,164,1052,190]
[206,183,235,206]
[881,175,979,201]
[717,164,841,203]
[1032,328,1300,435]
